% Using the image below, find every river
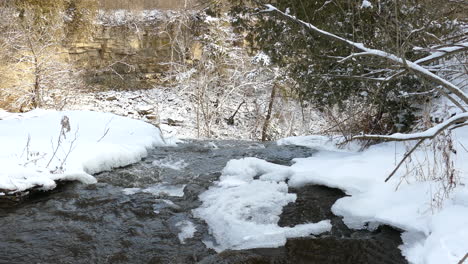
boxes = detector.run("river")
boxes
[0,140,407,264]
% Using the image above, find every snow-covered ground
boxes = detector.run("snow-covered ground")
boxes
[0,109,172,194]
[195,132,468,263]
[288,134,468,264]
[1,109,466,264]
[64,85,327,141]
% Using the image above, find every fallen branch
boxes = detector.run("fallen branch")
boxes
[352,113,468,142]
[353,113,468,182]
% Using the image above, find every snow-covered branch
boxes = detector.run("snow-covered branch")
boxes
[263,4,468,107]
[414,43,468,65]
[353,113,468,142]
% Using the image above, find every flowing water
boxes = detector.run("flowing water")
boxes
[0,140,407,264]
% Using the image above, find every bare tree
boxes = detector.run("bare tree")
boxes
[0,2,84,111]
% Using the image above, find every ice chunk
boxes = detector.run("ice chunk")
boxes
[194,157,331,252]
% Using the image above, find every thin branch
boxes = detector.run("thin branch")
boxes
[384,139,425,182]
[458,253,468,264]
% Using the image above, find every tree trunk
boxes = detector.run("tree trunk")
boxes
[261,84,277,141]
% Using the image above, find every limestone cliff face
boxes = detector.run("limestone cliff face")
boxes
[65,16,201,88]
[67,25,172,74]
[98,0,194,10]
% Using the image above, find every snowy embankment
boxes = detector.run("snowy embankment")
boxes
[0,109,171,194]
[195,132,467,263]
[279,134,468,264]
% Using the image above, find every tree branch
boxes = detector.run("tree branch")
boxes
[353,113,468,142]
[263,5,468,108]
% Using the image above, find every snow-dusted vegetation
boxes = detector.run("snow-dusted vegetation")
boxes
[0,0,466,263]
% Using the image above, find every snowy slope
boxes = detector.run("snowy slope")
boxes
[0,109,171,194]
[281,129,468,264]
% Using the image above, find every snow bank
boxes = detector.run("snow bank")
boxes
[281,128,468,264]
[193,157,331,252]
[0,110,169,193]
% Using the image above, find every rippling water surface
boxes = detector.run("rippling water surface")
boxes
[0,140,407,264]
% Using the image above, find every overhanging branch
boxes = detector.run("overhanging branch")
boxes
[353,113,468,142]
[263,4,468,109]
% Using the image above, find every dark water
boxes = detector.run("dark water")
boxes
[0,140,407,264]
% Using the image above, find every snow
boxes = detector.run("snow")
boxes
[97,9,180,26]
[0,109,169,193]
[252,51,271,66]
[176,220,197,244]
[280,127,468,264]
[193,157,332,252]
[64,85,327,141]
[277,135,360,152]
[360,0,373,9]
[414,42,468,65]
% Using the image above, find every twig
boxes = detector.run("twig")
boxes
[58,128,79,171]
[97,118,113,142]
[385,139,426,182]
[20,134,31,160]
[46,116,70,168]
[458,253,468,264]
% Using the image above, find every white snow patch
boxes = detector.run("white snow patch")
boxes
[277,135,360,152]
[176,220,197,244]
[360,0,373,9]
[0,110,168,193]
[193,157,332,252]
[281,126,468,264]
[252,51,271,66]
